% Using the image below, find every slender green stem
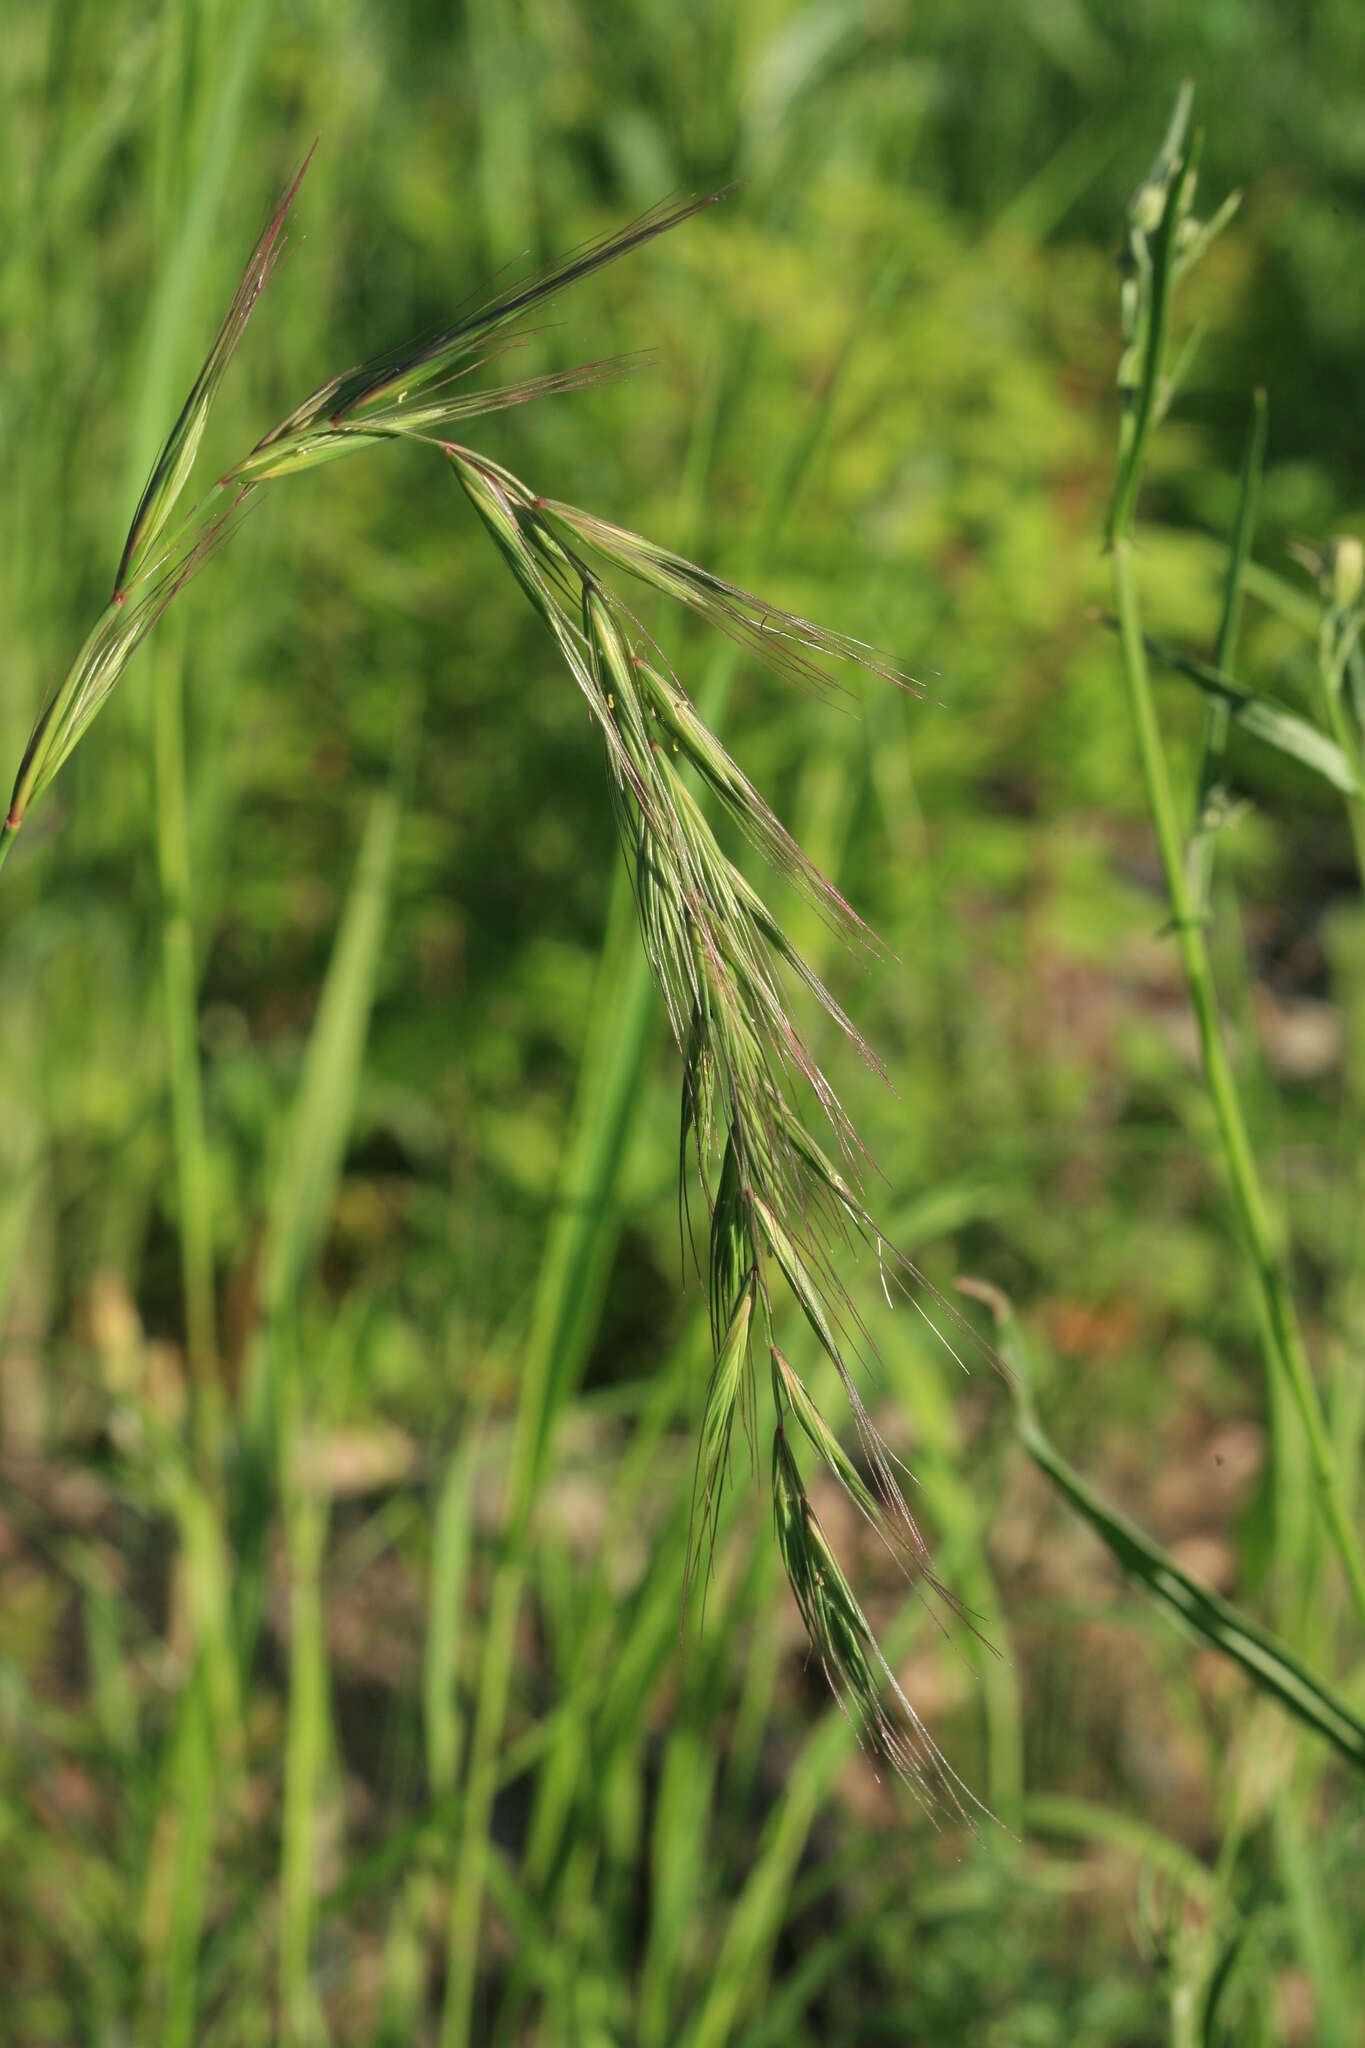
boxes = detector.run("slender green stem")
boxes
[1111,537,1365,1631]
[152,635,221,1473]
[1188,389,1266,916]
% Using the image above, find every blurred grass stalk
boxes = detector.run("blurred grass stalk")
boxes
[152,628,221,1467]
[1106,84,1365,1632]
[134,20,269,2040]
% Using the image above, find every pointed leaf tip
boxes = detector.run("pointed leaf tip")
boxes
[115,144,315,594]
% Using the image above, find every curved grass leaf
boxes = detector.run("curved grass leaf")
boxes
[1095,615,1365,799]
[972,1284,1365,1774]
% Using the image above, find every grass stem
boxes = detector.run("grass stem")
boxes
[1111,535,1365,1631]
[1187,389,1266,917]
[152,634,221,1473]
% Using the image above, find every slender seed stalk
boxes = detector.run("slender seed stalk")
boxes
[1108,92,1365,1628]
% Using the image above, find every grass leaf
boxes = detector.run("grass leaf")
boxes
[977,1286,1365,1773]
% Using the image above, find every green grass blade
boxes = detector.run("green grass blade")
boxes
[439,876,655,2048]
[260,777,404,1326]
[639,1722,717,2048]
[0,989,41,1336]
[682,1564,971,2048]
[235,751,405,1656]
[987,1295,1365,1771]
[1136,628,1364,798]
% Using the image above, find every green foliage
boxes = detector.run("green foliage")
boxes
[5,12,1365,2048]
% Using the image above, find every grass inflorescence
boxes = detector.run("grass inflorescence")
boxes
[448,441,1000,1821]
[2,154,984,1810]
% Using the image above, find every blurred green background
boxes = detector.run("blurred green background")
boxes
[3,2,1365,2043]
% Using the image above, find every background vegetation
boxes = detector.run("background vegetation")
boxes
[3,3,1365,2042]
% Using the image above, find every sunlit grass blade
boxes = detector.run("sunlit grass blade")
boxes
[639,1720,717,2048]
[259,760,407,1329]
[1096,617,1365,799]
[440,879,659,2048]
